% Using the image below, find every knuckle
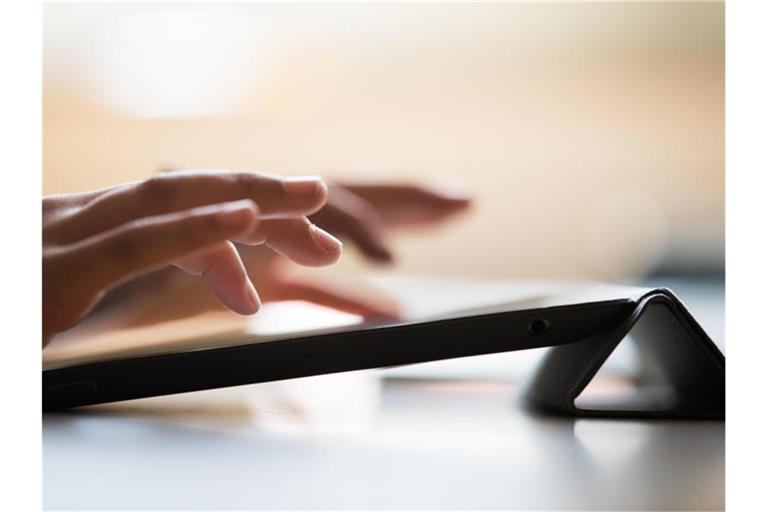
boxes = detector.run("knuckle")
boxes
[232,171,254,187]
[234,171,280,196]
[244,221,270,244]
[136,175,177,206]
[232,172,259,193]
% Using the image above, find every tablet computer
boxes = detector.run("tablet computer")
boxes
[43,282,651,410]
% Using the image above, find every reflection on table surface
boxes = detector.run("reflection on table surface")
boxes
[44,374,723,510]
[43,275,724,510]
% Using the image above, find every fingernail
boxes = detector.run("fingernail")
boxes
[284,176,326,197]
[310,224,343,254]
[243,279,261,314]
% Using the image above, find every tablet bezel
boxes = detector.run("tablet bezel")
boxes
[43,297,637,409]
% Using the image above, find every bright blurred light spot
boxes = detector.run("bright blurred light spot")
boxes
[246,301,363,336]
[574,420,652,468]
[83,10,268,118]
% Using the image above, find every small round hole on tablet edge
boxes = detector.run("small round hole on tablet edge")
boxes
[528,318,551,336]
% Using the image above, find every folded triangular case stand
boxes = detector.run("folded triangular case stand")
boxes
[522,289,725,419]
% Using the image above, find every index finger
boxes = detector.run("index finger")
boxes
[49,170,328,243]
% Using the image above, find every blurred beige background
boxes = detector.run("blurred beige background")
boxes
[43,1,723,281]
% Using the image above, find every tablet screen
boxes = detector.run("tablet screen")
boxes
[43,278,648,370]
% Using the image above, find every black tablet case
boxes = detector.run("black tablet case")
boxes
[522,289,724,419]
[44,288,724,419]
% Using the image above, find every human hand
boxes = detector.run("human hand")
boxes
[233,181,472,312]
[62,178,472,334]
[311,182,472,262]
[42,170,342,345]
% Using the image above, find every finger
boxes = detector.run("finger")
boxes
[345,183,472,209]
[66,200,259,290]
[174,242,261,316]
[50,171,328,243]
[43,186,115,210]
[340,183,471,226]
[274,277,401,321]
[311,186,394,262]
[241,218,343,267]
[43,185,125,224]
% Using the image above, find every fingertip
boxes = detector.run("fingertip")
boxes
[316,179,329,204]
[435,192,472,209]
[240,198,260,216]
[240,278,262,315]
[216,199,260,233]
[365,244,395,263]
[218,279,262,316]
[368,302,402,322]
[445,197,472,212]
[284,176,329,214]
[310,224,343,262]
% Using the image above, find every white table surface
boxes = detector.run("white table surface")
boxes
[43,276,724,510]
